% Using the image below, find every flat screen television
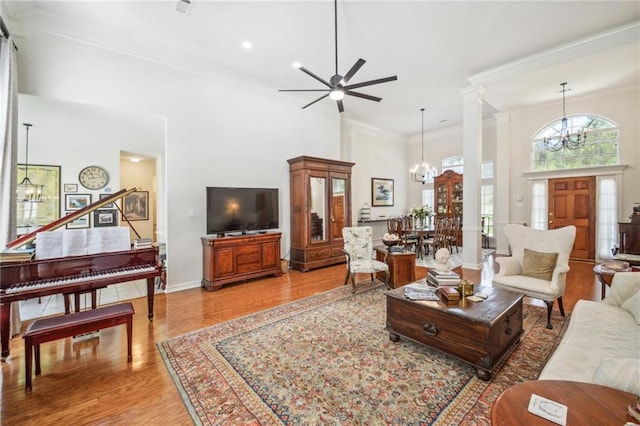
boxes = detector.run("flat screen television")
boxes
[206,187,279,235]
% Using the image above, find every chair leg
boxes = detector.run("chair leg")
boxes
[344,268,351,285]
[544,300,554,329]
[384,270,391,290]
[351,273,357,294]
[557,297,565,317]
[370,273,375,282]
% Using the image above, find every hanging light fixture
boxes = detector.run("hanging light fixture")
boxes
[16,123,44,202]
[544,82,587,152]
[410,108,438,184]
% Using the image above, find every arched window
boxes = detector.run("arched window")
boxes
[531,115,618,171]
[442,156,464,174]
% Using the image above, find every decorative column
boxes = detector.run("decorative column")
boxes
[493,112,511,256]
[460,85,484,269]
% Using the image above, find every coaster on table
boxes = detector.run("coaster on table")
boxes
[527,393,567,426]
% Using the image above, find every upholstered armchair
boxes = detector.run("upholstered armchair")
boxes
[342,226,390,293]
[492,224,576,329]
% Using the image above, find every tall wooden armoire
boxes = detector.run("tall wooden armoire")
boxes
[288,156,354,271]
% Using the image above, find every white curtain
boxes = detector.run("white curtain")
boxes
[0,30,22,336]
[596,176,618,261]
[530,180,548,230]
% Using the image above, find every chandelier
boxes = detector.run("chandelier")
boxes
[544,82,587,152]
[16,123,44,203]
[410,108,438,184]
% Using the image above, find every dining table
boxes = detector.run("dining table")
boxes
[403,225,434,259]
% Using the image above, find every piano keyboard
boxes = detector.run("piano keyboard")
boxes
[5,265,158,294]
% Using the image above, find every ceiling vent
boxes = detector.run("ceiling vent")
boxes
[176,0,193,14]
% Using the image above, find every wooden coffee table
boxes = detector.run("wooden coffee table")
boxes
[386,284,523,380]
[491,380,636,425]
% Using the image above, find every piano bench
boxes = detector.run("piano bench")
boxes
[22,302,135,392]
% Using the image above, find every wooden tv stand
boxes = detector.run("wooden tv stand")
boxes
[201,232,282,291]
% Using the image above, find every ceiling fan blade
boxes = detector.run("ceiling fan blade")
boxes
[345,90,382,102]
[302,93,330,109]
[344,75,398,90]
[342,58,366,84]
[299,66,333,88]
[279,89,331,92]
[337,100,344,113]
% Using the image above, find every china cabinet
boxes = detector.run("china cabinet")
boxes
[434,170,463,246]
[434,170,463,217]
[288,156,354,271]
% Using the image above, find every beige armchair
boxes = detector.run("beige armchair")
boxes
[492,224,576,329]
[342,226,390,293]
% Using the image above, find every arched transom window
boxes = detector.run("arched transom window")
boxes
[531,115,618,171]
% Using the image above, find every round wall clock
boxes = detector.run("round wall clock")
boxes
[78,165,109,190]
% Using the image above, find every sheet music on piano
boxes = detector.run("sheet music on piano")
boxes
[35,227,131,259]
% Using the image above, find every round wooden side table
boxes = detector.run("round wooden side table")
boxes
[593,264,631,300]
[491,380,636,425]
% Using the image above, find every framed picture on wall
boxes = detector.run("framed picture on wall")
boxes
[65,194,91,210]
[123,191,149,221]
[93,209,118,227]
[99,193,115,209]
[64,183,78,193]
[371,177,394,207]
[65,212,90,229]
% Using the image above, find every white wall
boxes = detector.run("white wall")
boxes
[506,85,639,224]
[17,94,164,215]
[342,119,408,222]
[16,33,339,291]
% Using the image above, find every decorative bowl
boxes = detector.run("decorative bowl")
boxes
[382,238,400,250]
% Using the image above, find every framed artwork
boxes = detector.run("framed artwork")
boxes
[17,164,61,225]
[65,194,91,210]
[64,183,78,193]
[123,190,149,221]
[371,177,394,207]
[65,212,90,229]
[99,193,115,209]
[93,209,118,227]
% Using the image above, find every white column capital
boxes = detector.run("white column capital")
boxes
[459,85,485,101]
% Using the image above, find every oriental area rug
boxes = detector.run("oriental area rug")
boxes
[158,283,568,425]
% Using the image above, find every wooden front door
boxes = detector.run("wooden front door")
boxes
[548,176,596,260]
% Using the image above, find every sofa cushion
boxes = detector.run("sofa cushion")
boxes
[592,358,640,395]
[521,248,558,281]
[621,289,640,325]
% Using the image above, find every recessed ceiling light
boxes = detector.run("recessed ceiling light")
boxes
[130,157,141,163]
[242,41,253,49]
[175,0,193,14]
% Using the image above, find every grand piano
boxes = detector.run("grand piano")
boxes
[0,188,162,360]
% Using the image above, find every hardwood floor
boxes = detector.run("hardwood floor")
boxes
[1,256,602,425]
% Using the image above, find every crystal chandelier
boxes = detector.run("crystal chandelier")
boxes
[16,123,44,203]
[410,108,438,184]
[544,82,587,152]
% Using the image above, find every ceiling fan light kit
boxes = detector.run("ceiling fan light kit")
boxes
[279,0,397,113]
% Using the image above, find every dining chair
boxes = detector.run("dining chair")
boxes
[448,216,461,253]
[427,216,450,258]
[400,216,418,253]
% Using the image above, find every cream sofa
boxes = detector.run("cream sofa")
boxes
[539,272,640,394]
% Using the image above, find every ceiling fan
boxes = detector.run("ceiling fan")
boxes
[279,0,397,113]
